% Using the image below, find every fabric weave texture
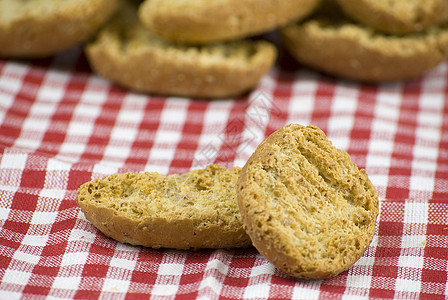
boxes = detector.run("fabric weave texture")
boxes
[0,48,447,299]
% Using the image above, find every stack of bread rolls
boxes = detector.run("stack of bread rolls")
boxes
[0,0,320,98]
[83,0,320,98]
[2,0,447,97]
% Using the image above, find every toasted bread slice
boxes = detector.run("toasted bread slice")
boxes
[0,0,117,57]
[85,0,277,99]
[138,0,322,44]
[280,5,448,82]
[237,124,379,279]
[77,165,251,250]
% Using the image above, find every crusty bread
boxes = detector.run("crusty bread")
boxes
[85,0,277,99]
[280,3,448,82]
[0,0,117,58]
[77,164,251,250]
[338,0,448,34]
[237,124,379,279]
[138,0,322,44]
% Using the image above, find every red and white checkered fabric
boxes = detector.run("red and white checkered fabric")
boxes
[1,47,448,299]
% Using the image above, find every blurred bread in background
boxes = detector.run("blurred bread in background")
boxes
[2,0,448,96]
[281,0,448,82]
[337,0,448,34]
[0,0,117,58]
[84,0,277,99]
[138,0,322,44]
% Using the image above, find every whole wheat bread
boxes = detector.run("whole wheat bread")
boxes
[338,0,448,34]
[237,124,379,279]
[77,164,251,250]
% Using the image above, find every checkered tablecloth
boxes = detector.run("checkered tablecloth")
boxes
[1,45,448,299]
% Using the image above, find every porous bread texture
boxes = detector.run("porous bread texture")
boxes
[280,6,448,82]
[0,0,117,57]
[138,0,322,44]
[338,0,448,34]
[77,164,251,250]
[237,124,379,279]
[85,0,277,99]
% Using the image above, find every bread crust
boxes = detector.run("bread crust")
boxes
[0,0,117,58]
[86,0,277,99]
[77,165,252,250]
[237,124,379,279]
[338,0,448,34]
[280,15,448,82]
[138,0,322,44]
